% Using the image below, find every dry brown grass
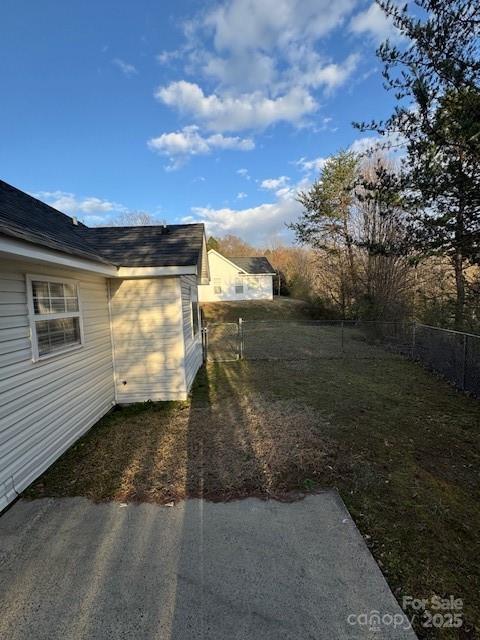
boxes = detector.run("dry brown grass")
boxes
[26,391,335,504]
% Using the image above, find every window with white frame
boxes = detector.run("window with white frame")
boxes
[190,286,200,338]
[27,276,83,360]
[213,277,222,294]
[235,277,244,295]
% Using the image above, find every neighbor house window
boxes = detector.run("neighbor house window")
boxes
[235,278,244,295]
[190,286,200,338]
[27,275,83,361]
[213,277,222,294]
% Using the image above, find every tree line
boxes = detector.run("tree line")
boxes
[291,0,479,330]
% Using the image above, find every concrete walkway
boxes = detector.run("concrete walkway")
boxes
[0,492,416,639]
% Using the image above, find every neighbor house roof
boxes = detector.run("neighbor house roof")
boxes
[228,256,276,275]
[0,179,206,269]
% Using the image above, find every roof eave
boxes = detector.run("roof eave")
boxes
[0,234,118,276]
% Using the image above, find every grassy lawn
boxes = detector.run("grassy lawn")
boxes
[201,296,318,322]
[24,300,480,638]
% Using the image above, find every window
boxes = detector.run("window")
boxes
[235,277,244,295]
[27,276,83,360]
[190,286,200,338]
[213,277,222,294]
[247,276,256,291]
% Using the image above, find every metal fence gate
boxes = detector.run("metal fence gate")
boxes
[203,321,242,362]
[203,319,480,397]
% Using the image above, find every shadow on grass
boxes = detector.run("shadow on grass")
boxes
[22,354,480,636]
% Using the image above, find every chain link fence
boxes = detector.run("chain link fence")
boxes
[204,322,240,362]
[413,324,480,396]
[204,319,480,397]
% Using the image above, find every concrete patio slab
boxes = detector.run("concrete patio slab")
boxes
[0,492,416,639]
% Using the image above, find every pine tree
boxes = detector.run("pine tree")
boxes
[356,0,480,328]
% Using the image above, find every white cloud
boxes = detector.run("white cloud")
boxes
[147,125,254,170]
[195,0,360,95]
[150,0,361,148]
[349,131,406,156]
[156,50,182,65]
[202,51,276,91]
[185,174,310,245]
[349,136,379,154]
[295,156,328,174]
[237,192,247,199]
[205,0,355,53]
[155,81,317,132]
[33,190,128,225]
[35,191,124,215]
[349,3,399,43]
[186,199,302,245]
[237,168,251,179]
[112,58,138,77]
[261,176,290,191]
[301,53,360,91]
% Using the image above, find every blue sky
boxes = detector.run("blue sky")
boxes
[0,0,400,245]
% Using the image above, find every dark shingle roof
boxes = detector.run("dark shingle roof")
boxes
[0,179,111,265]
[0,179,205,269]
[228,256,276,274]
[85,224,205,267]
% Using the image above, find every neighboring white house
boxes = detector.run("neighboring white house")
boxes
[0,179,209,510]
[198,249,276,302]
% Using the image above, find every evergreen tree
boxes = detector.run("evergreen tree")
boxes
[356,0,480,327]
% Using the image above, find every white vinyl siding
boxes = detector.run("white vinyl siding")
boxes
[213,277,222,294]
[109,277,189,402]
[180,275,203,391]
[198,250,274,302]
[0,259,115,511]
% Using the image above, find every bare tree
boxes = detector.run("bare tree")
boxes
[215,234,258,256]
[98,211,160,227]
[353,156,414,319]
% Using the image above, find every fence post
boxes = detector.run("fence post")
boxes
[238,317,244,360]
[411,321,416,359]
[202,326,208,363]
[200,308,207,363]
[462,333,467,391]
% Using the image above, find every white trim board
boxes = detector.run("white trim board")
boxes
[0,236,117,276]
[0,236,200,279]
[116,265,198,278]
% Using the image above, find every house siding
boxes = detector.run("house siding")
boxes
[109,277,188,402]
[198,251,274,302]
[0,258,115,511]
[180,275,203,391]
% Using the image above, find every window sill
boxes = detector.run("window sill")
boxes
[32,342,84,363]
